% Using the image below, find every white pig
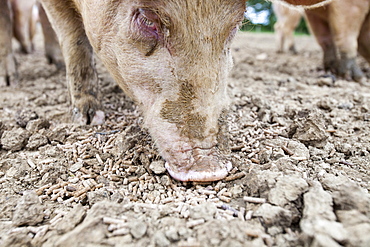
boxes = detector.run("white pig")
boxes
[36,0,328,181]
[273,2,303,53]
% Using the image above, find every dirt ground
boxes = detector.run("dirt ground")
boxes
[1,28,370,247]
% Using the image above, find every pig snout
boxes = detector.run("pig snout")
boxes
[149,82,233,182]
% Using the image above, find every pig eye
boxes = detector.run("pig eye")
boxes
[139,15,155,29]
[131,8,164,55]
[134,8,161,40]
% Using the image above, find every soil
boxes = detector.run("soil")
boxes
[1,29,370,247]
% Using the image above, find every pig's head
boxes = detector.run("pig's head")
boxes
[83,0,245,181]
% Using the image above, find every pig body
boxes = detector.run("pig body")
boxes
[37,0,328,182]
[305,0,370,82]
[273,2,303,54]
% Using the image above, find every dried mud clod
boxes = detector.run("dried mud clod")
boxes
[1,128,30,151]
[15,109,39,128]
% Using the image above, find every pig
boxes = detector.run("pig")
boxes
[0,0,64,86]
[0,0,17,86]
[273,2,303,54]
[10,0,38,54]
[12,0,64,68]
[38,0,328,182]
[305,0,370,82]
[37,3,65,69]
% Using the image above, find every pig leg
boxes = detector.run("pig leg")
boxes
[273,3,286,53]
[274,22,286,53]
[11,0,36,54]
[273,3,301,54]
[328,1,368,82]
[38,0,104,125]
[284,27,299,54]
[274,21,295,53]
[358,13,370,68]
[28,2,38,52]
[305,10,338,74]
[280,13,301,54]
[37,3,65,70]
[0,0,18,87]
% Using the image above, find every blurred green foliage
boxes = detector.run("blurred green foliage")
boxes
[241,0,309,34]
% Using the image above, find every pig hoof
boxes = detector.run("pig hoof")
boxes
[338,57,365,83]
[347,67,365,83]
[72,107,105,125]
[71,95,105,125]
[352,72,365,83]
[0,55,18,86]
[72,96,105,125]
[46,55,65,70]
[90,110,105,125]
[0,74,18,87]
[165,154,232,182]
[0,76,8,87]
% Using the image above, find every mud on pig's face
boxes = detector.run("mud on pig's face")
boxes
[84,0,246,181]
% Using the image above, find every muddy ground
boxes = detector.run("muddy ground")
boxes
[1,29,370,247]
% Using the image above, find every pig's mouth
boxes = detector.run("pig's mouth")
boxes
[163,146,232,182]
